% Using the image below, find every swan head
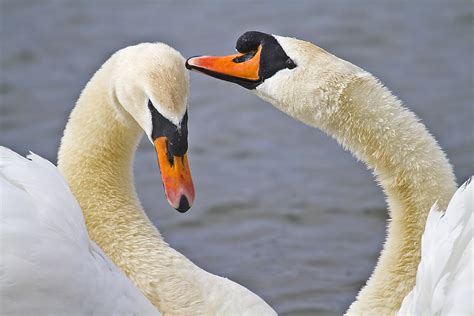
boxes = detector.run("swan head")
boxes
[111,43,194,213]
[186,31,364,125]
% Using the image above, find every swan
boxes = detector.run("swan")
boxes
[186,31,473,315]
[1,42,276,315]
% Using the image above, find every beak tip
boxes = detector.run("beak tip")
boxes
[185,57,198,70]
[175,195,192,213]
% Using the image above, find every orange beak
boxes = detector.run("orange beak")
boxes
[186,46,262,82]
[154,137,195,213]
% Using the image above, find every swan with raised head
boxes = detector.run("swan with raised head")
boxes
[186,31,473,315]
[1,42,276,315]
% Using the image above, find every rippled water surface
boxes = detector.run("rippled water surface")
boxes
[1,1,472,314]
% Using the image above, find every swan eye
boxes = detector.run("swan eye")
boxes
[233,50,257,63]
[286,58,297,69]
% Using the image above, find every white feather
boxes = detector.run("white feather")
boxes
[398,177,473,315]
[0,146,159,315]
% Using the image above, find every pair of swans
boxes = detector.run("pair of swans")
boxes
[1,33,471,315]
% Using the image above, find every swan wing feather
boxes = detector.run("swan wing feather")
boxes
[398,177,473,315]
[0,146,159,315]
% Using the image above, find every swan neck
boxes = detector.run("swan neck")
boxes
[331,76,456,314]
[57,65,143,219]
[56,65,202,312]
[261,69,457,313]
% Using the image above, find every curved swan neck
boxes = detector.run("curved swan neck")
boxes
[58,65,142,197]
[258,52,456,313]
[329,75,456,314]
[57,63,204,313]
[56,57,275,315]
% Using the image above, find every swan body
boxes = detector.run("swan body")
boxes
[0,147,159,315]
[1,43,276,315]
[186,32,472,314]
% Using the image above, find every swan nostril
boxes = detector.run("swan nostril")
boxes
[176,196,190,213]
[165,139,174,166]
[233,50,257,63]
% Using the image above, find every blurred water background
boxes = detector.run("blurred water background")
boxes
[1,1,472,315]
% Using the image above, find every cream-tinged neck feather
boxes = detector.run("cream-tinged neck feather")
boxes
[256,36,457,315]
[58,43,275,315]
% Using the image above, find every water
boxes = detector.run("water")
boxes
[1,1,472,314]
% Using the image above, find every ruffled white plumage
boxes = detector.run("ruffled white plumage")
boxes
[0,146,159,315]
[398,177,473,315]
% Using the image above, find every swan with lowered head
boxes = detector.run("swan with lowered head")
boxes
[1,42,276,315]
[186,31,472,315]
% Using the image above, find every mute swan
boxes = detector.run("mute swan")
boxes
[1,43,276,315]
[186,31,473,315]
